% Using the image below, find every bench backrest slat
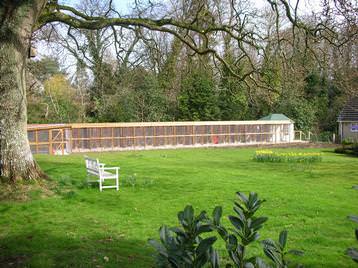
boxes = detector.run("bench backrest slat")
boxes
[85,156,101,176]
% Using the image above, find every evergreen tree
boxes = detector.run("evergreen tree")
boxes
[178,68,220,121]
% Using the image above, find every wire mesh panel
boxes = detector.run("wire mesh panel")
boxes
[28,120,294,154]
[165,126,174,146]
[28,126,69,155]
[27,131,35,143]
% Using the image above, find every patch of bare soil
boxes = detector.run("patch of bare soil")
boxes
[0,255,28,267]
[0,179,56,202]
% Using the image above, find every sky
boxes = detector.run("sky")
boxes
[59,0,323,15]
[49,0,324,77]
[59,0,135,13]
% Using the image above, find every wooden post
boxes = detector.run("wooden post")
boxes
[35,130,39,154]
[164,126,168,146]
[61,129,64,155]
[219,125,222,144]
[154,126,156,147]
[87,128,91,151]
[49,129,53,155]
[111,127,114,151]
[174,126,176,145]
[211,125,213,144]
[69,127,73,154]
[133,127,136,149]
[73,129,76,152]
[120,127,123,148]
[244,125,247,143]
[99,127,102,151]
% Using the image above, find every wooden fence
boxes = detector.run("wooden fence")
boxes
[27,120,295,155]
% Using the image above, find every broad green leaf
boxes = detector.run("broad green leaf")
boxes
[148,239,167,255]
[210,248,220,268]
[346,248,358,262]
[251,217,268,231]
[348,215,358,224]
[183,205,194,223]
[279,230,288,249]
[170,227,186,237]
[196,236,217,255]
[237,191,249,204]
[255,257,270,268]
[229,215,244,231]
[226,234,238,251]
[213,206,222,225]
[197,224,214,234]
[263,247,282,266]
[244,262,255,268]
[159,225,170,244]
[287,249,305,256]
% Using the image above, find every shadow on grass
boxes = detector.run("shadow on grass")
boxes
[335,153,358,158]
[0,232,154,267]
[320,149,337,154]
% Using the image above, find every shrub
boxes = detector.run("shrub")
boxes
[262,230,304,267]
[334,147,346,154]
[335,143,358,157]
[342,138,354,147]
[213,192,270,267]
[148,205,219,268]
[315,131,334,143]
[149,191,303,268]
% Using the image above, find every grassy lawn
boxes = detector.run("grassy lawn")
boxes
[0,147,358,267]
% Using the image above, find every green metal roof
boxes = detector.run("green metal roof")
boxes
[259,114,292,121]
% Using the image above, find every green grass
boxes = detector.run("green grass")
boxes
[0,147,358,267]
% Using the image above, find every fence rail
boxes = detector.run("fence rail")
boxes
[27,121,295,155]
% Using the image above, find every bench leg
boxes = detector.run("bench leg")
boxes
[99,178,103,192]
[116,175,119,191]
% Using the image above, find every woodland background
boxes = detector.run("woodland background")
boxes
[27,0,357,139]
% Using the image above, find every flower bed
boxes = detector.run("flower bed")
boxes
[253,150,322,163]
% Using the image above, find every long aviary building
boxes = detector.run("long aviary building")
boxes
[27,115,296,155]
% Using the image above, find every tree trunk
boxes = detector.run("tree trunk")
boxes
[0,0,46,182]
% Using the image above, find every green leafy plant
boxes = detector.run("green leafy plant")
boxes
[214,192,268,267]
[342,138,354,148]
[148,205,219,268]
[262,230,304,267]
[150,192,303,268]
[335,142,358,156]
[253,150,322,163]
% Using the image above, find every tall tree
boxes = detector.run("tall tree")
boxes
[0,1,47,180]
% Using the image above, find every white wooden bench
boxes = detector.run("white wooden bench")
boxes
[84,156,119,191]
